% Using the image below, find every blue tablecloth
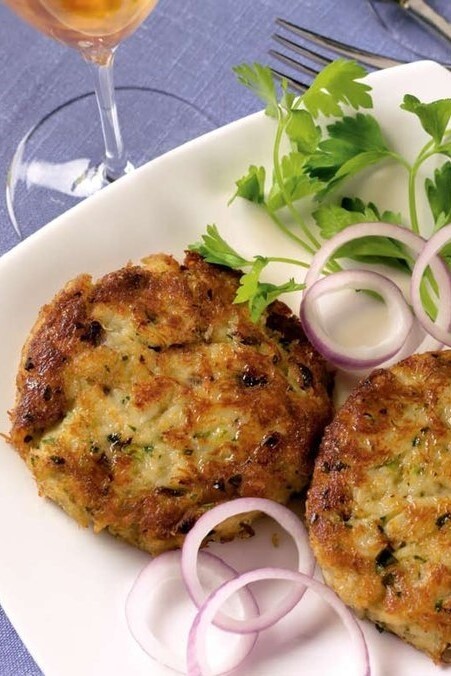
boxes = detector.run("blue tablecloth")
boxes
[0,0,449,673]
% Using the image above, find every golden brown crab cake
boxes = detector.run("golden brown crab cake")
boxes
[9,252,333,555]
[306,350,451,663]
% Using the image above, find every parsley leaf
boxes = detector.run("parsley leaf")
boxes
[313,198,401,238]
[248,280,305,321]
[233,258,305,321]
[267,153,323,211]
[230,165,266,205]
[306,114,391,191]
[332,238,410,269]
[425,161,451,229]
[313,198,407,268]
[334,149,391,181]
[285,109,321,154]
[401,95,451,145]
[234,257,269,304]
[302,59,372,119]
[232,63,279,117]
[189,224,250,268]
[191,227,306,321]
[327,112,389,151]
[342,197,401,226]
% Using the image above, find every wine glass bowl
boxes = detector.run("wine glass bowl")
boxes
[4,0,217,235]
[4,0,158,63]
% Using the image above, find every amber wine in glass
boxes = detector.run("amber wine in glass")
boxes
[4,0,216,234]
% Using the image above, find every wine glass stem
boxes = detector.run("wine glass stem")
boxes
[88,52,129,181]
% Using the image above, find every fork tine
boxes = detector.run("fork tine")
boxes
[275,17,404,70]
[268,48,321,80]
[272,33,332,69]
[270,67,309,94]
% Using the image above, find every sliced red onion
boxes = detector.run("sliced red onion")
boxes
[126,550,259,673]
[303,222,451,364]
[187,568,371,676]
[300,269,413,369]
[181,497,314,633]
[411,224,451,346]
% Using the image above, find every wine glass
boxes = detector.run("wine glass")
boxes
[4,0,217,236]
[366,0,451,60]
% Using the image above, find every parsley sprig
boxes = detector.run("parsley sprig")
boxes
[194,224,306,321]
[190,60,451,320]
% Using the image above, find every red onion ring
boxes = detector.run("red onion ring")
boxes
[126,550,259,673]
[187,567,371,676]
[300,269,414,368]
[181,497,314,633]
[411,223,451,346]
[303,222,451,365]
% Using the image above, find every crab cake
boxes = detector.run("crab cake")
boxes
[9,252,332,555]
[307,350,451,663]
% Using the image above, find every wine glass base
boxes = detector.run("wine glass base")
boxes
[7,87,219,238]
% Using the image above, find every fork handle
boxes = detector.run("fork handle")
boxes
[404,0,451,42]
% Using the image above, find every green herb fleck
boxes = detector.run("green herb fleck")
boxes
[193,430,211,439]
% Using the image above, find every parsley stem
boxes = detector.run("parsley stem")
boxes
[266,207,342,275]
[408,169,420,235]
[420,277,438,320]
[387,151,421,234]
[404,251,438,319]
[408,139,437,235]
[266,206,316,255]
[273,110,322,252]
[266,256,310,268]
[389,152,411,173]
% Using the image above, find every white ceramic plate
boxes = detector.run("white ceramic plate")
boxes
[1,61,450,676]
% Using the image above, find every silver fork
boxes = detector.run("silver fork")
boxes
[270,17,451,93]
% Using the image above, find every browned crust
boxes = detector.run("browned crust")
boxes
[9,252,333,554]
[306,351,451,663]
